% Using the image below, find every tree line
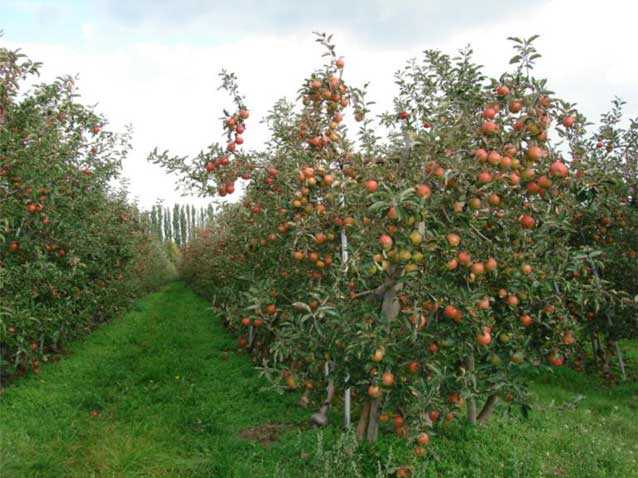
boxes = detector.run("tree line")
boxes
[142,204,215,246]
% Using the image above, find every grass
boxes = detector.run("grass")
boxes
[1,282,636,477]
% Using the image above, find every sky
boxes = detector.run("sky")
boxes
[3,0,637,209]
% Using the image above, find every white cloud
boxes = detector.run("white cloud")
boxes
[6,0,637,209]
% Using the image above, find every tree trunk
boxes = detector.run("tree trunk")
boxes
[366,398,381,442]
[477,394,498,424]
[354,260,405,442]
[596,335,610,373]
[310,378,335,427]
[381,280,402,322]
[466,354,477,425]
[604,313,627,381]
[614,341,627,380]
[590,332,598,368]
[356,401,371,441]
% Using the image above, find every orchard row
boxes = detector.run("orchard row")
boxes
[0,41,177,378]
[156,33,636,465]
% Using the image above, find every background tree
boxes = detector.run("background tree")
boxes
[172,203,181,246]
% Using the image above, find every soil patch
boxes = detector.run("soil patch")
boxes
[239,423,291,446]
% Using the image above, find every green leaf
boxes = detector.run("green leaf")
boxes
[369,200,389,212]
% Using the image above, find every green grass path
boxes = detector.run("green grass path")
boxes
[0,283,314,477]
[1,282,637,477]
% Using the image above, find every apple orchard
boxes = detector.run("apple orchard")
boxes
[152,34,637,456]
[0,44,177,378]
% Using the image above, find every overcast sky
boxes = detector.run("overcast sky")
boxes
[3,0,637,209]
